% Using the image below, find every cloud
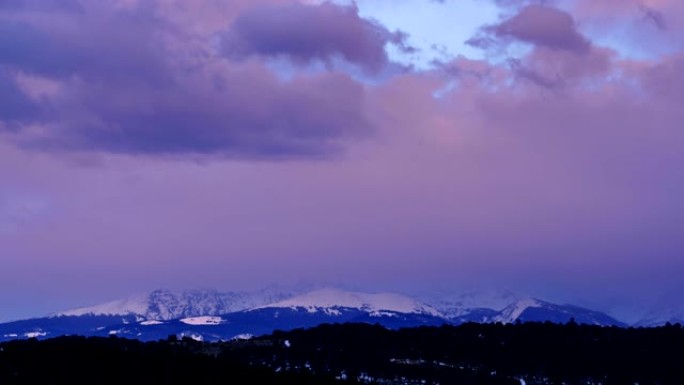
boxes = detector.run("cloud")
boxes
[0,69,40,124]
[466,4,613,90]
[0,191,49,236]
[639,4,668,31]
[641,52,684,99]
[0,0,83,13]
[469,4,591,53]
[0,1,374,158]
[496,4,590,52]
[35,68,370,158]
[221,1,406,73]
[569,0,684,37]
[364,52,684,287]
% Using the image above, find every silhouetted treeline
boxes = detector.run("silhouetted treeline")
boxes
[0,335,344,385]
[1,321,684,384]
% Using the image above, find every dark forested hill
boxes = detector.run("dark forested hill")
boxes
[1,322,683,385]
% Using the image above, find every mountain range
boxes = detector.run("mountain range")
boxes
[0,286,676,343]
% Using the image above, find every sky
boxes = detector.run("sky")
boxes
[1,0,684,322]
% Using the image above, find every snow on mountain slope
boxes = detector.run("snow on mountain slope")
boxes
[0,286,635,343]
[637,314,684,327]
[56,288,298,320]
[635,288,684,326]
[180,316,223,325]
[58,293,151,318]
[255,288,444,317]
[417,288,521,320]
[420,288,521,312]
[636,306,684,326]
[492,298,625,326]
[494,299,545,324]
[140,320,164,326]
[40,285,626,332]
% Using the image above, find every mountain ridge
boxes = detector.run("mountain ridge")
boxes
[54,287,299,320]
[49,286,635,326]
[0,286,639,343]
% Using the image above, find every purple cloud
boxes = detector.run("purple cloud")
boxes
[640,4,668,31]
[0,0,82,13]
[470,4,591,53]
[0,7,168,81]
[496,5,590,52]
[642,53,684,99]
[0,1,373,158]
[36,70,371,158]
[466,4,611,90]
[222,1,406,72]
[0,69,40,124]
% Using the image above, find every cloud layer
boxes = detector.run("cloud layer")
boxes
[0,1,383,158]
[222,2,406,72]
[1,0,684,320]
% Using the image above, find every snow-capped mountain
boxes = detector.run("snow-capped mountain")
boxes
[635,301,684,327]
[419,288,521,312]
[55,287,298,320]
[636,314,684,327]
[634,288,684,327]
[494,298,626,326]
[0,287,629,343]
[417,288,521,321]
[253,288,444,317]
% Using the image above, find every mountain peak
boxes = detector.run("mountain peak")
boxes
[55,292,151,318]
[493,298,625,326]
[256,288,444,317]
[494,298,546,323]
